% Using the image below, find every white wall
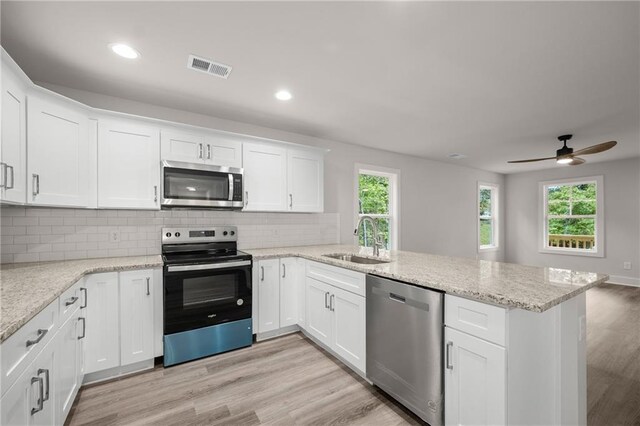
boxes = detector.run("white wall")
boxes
[505,157,640,285]
[38,82,506,261]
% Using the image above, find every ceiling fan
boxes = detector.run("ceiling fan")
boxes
[508,134,617,166]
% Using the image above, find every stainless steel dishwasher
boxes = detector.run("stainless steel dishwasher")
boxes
[366,274,444,426]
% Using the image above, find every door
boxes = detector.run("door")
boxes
[305,277,333,347]
[297,259,306,328]
[287,149,323,212]
[257,259,280,333]
[242,142,287,211]
[205,133,243,168]
[331,286,366,373]
[1,66,27,204]
[120,270,155,366]
[1,339,56,426]
[56,309,81,423]
[444,327,506,426]
[27,93,89,207]
[98,119,160,209]
[84,273,119,374]
[161,129,206,163]
[279,258,298,328]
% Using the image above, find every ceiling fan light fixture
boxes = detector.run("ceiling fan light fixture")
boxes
[557,157,573,165]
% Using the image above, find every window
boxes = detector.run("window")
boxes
[355,165,399,251]
[478,183,499,251]
[540,175,604,257]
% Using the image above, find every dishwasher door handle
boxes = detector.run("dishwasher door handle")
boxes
[446,341,454,370]
[389,292,406,303]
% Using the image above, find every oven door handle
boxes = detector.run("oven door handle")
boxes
[166,260,252,272]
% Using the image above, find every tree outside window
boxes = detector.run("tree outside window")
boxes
[478,183,499,250]
[356,166,399,250]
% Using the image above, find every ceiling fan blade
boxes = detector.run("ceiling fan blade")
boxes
[572,140,617,156]
[507,156,557,163]
[569,157,586,166]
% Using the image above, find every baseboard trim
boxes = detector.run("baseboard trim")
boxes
[607,275,640,287]
[256,324,300,341]
[82,359,155,385]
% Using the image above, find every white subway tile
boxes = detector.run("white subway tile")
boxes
[14,253,40,263]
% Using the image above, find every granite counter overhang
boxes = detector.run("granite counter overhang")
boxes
[244,244,608,313]
[0,255,163,343]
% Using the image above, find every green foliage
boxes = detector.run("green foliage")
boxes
[480,220,492,246]
[548,218,595,235]
[358,174,390,249]
[547,183,596,236]
[479,188,492,217]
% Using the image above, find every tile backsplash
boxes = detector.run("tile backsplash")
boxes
[0,206,339,264]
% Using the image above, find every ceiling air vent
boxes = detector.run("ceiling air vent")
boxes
[187,54,232,79]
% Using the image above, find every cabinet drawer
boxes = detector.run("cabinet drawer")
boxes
[59,278,84,325]
[306,261,365,297]
[1,300,58,397]
[445,295,506,346]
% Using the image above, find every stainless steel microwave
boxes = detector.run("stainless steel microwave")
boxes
[161,160,244,209]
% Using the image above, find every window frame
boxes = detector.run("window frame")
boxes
[539,175,604,257]
[353,164,400,251]
[477,182,500,252]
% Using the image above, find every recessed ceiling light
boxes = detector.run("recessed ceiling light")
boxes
[448,153,467,159]
[109,43,140,59]
[275,90,293,101]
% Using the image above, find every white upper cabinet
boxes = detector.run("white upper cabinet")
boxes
[287,149,324,212]
[98,118,160,209]
[161,128,242,168]
[205,132,243,168]
[160,129,205,164]
[243,141,288,211]
[1,63,27,204]
[27,92,90,207]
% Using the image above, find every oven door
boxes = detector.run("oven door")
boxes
[161,160,243,208]
[163,260,252,335]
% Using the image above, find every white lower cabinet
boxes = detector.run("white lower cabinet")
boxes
[257,259,281,333]
[56,307,84,424]
[305,277,334,347]
[444,327,506,426]
[84,273,120,374]
[119,270,155,366]
[279,257,299,328]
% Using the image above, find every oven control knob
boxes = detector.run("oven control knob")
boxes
[230,231,235,236]
[223,231,228,236]
[237,299,244,306]
[175,232,181,237]
[165,232,171,238]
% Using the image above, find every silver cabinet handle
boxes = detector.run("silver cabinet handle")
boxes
[146,277,150,296]
[324,292,330,309]
[198,143,203,159]
[37,369,50,402]
[260,266,264,281]
[289,194,293,209]
[78,317,86,340]
[7,165,14,190]
[207,144,211,160]
[26,329,48,347]
[31,376,44,415]
[80,287,87,308]
[446,341,453,370]
[245,191,248,207]
[330,294,335,311]
[0,162,6,188]
[32,174,40,197]
[65,296,78,306]
[154,185,158,203]
[282,263,286,278]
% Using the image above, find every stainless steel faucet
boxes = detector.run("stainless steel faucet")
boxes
[354,215,384,257]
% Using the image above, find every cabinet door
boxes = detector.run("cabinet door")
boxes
[305,277,332,347]
[27,93,89,207]
[257,259,280,333]
[120,270,155,366]
[56,309,81,423]
[331,286,366,373]
[84,273,119,374]
[160,129,205,163]
[0,66,27,204]
[98,119,160,209]
[287,149,324,212]
[279,258,298,328]
[242,142,287,211]
[1,339,56,426]
[204,133,242,168]
[444,327,506,426]
[297,259,306,327]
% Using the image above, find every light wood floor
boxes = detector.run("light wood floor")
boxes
[66,283,640,426]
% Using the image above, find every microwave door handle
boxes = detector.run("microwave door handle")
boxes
[166,260,252,272]
[228,174,234,201]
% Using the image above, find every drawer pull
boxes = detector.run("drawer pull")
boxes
[78,317,86,340]
[446,341,454,370]
[65,296,79,306]
[30,376,44,415]
[26,329,48,347]
[38,369,50,402]
[80,287,87,308]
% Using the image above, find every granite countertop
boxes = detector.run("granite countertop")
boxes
[244,244,608,313]
[0,255,162,342]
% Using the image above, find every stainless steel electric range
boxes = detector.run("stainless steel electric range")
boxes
[161,227,252,366]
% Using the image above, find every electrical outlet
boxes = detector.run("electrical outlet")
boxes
[110,230,121,243]
[624,262,632,270]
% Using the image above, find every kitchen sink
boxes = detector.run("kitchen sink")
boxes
[323,253,391,265]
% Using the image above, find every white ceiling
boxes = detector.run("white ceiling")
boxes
[1,1,638,174]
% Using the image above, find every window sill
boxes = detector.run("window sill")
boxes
[478,245,499,253]
[539,247,604,258]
